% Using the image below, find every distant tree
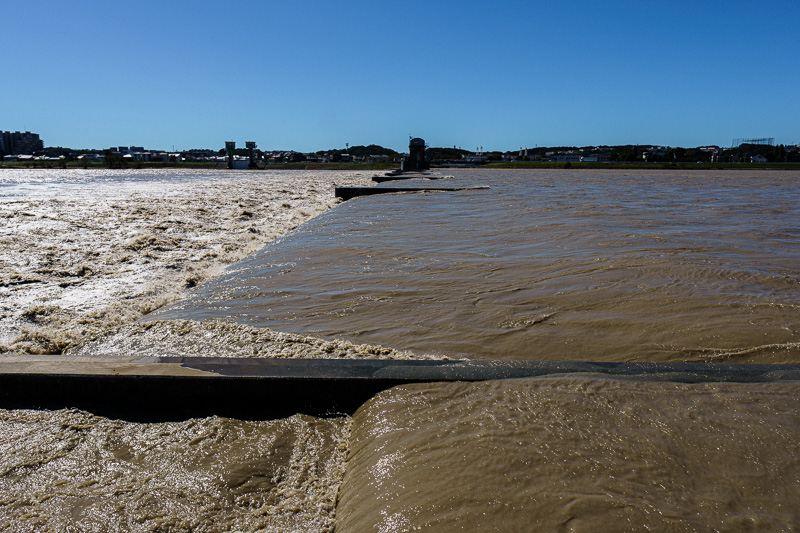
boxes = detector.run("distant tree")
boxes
[44,147,64,157]
[618,145,639,161]
[771,144,787,162]
[318,145,399,157]
[346,144,399,157]
[104,150,127,169]
[427,147,471,160]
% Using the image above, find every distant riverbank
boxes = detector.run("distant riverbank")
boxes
[2,160,799,171]
[0,160,400,171]
[484,161,800,171]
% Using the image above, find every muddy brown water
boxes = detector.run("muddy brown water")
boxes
[154,169,800,363]
[4,169,800,530]
[337,378,800,532]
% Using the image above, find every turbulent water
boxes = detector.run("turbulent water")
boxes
[0,168,385,532]
[0,409,350,532]
[154,169,800,363]
[65,319,434,360]
[0,168,376,355]
[2,168,800,531]
[338,378,800,531]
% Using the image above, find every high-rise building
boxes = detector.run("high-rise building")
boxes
[0,130,44,155]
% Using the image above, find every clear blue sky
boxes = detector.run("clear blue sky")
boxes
[3,0,799,152]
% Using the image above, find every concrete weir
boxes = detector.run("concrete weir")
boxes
[1,356,799,422]
[335,186,486,201]
[371,174,444,183]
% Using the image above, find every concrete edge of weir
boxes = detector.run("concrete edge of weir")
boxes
[335,186,488,201]
[1,357,799,422]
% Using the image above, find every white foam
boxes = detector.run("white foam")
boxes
[0,169,377,355]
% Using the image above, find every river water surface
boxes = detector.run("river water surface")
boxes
[3,168,800,531]
[155,169,800,363]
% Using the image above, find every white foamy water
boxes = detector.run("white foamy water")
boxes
[64,319,437,360]
[0,168,375,355]
[0,168,393,532]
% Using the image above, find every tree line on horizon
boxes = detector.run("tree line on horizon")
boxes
[33,142,800,164]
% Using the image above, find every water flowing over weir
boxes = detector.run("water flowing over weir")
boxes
[152,169,800,363]
[337,379,800,532]
[3,169,800,531]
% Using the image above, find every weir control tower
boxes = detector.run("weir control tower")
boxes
[406,137,428,171]
[225,141,236,170]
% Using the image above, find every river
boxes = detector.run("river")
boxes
[2,168,799,531]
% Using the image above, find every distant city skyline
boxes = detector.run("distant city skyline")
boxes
[3,0,799,153]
